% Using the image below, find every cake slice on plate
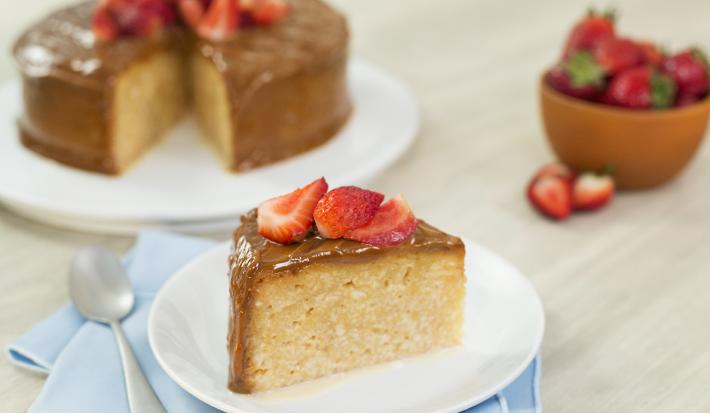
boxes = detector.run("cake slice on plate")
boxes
[228,178,466,393]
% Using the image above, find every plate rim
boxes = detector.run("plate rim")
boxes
[0,58,419,224]
[148,238,545,413]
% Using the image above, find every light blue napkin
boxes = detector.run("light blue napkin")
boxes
[7,231,541,413]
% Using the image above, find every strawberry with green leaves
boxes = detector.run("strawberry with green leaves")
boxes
[661,49,710,103]
[604,66,676,109]
[594,37,644,75]
[547,52,606,100]
[563,9,616,57]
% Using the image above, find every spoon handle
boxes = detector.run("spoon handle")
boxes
[111,321,167,413]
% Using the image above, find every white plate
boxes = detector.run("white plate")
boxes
[0,59,419,228]
[149,239,545,413]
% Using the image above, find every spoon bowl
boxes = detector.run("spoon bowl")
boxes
[69,246,134,323]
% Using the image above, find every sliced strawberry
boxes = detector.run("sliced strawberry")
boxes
[196,0,240,41]
[93,0,176,40]
[573,173,615,211]
[534,162,576,183]
[178,0,207,29]
[257,177,328,244]
[314,186,384,238]
[240,0,255,10]
[527,175,572,220]
[92,3,120,41]
[251,0,288,26]
[345,195,417,247]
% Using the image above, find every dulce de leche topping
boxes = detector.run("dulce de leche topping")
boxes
[226,209,464,392]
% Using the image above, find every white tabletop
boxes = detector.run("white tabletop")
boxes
[2,0,710,411]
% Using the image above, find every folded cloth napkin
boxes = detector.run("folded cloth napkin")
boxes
[7,231,541,413]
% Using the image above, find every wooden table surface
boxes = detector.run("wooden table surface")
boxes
[2,0,710,411]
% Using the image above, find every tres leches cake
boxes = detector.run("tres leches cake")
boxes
[228,178,466,393]
[13,0,350,174]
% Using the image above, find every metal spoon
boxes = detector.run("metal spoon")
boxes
[69,246,166,413]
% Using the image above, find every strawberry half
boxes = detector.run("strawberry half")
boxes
[257,177,328,244]
[196,0,240,41]
[314,186,384,239]
[178,0,207,29]
[573,173,614,211]
[345,195,417,247]
[527,175,572,220]
[92,3,120,41]
[534,162,576,184]
[92,0,176,41]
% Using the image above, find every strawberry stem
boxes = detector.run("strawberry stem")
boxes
[563,51,606,88]
[650,71,677,109]
[586,7,617,23]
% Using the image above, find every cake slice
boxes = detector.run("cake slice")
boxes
[228,179,466,393]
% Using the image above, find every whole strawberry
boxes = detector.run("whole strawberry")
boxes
[661,49,710,99]
[547,52,605,100]
[594,37,644,75]
[605,66,676,109]
[638,41,665,67]
[563,9,616,58]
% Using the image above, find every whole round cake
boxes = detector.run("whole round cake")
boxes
[13,0,351,174]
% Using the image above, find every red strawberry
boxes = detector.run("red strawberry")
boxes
[594,37,644,75]
[314,186,384,239]
[547,52,605,100]
[196,0,240,41]
[345,195,417,247]
[92,3,120,41]
[93,0,176,40]
[534,162,576,183]
[573,173,614,211]
[257,177,328,244]
[527,175,572,220]
[639,41,664,67]
[251,0,288,26]
[178,0,206,29]
[563,9,615,57]
[661,49,710,98]
[605,66,676,109]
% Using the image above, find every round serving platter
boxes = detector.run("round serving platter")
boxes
[0,59,419,234]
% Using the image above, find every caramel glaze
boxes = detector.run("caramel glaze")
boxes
[194,0,351,171]
[227,209,465,392]
[13,0,350,174]
[13,2,186,174]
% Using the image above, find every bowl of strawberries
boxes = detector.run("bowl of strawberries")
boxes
[540,9,710,189]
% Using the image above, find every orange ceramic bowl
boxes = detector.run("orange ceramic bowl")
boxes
[540,74,710,189]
